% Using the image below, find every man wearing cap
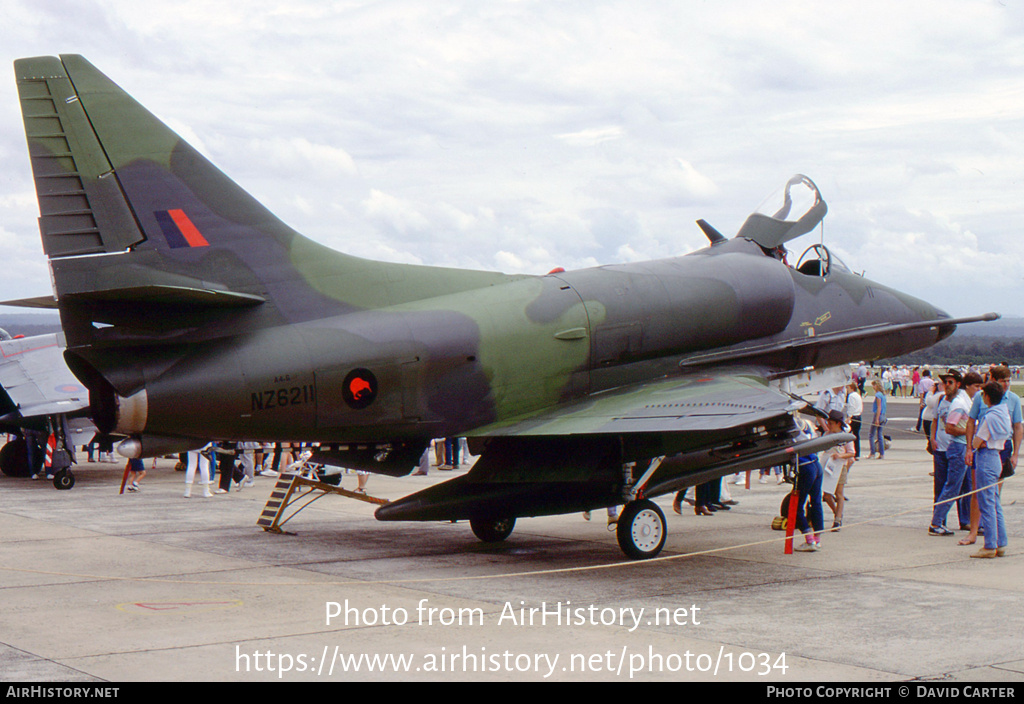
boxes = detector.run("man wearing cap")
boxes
[928,369,974,536]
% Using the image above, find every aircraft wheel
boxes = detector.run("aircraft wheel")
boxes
[0,439,31,478]
[470,516,516,543]
[53,468,75,490]
[617,499,667,560]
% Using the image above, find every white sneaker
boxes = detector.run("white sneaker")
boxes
[795,540,820,552]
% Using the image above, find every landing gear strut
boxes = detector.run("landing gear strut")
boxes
[614,456,669,559]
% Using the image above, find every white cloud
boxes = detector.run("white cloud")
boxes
[253,137,357,178]
[363,189,430,236]
[556,126,624,146]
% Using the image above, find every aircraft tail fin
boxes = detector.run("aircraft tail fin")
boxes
[15,55,308,343]
[15,55,515,350]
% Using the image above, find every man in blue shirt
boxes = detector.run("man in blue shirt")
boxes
[929,369,980,535]
[966,365,1022,476]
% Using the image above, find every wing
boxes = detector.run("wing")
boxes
[376,367,837,522]
[0,333,90,424]
[465,366,799,437]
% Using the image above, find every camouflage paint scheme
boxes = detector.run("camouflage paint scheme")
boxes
[13,56,997,556]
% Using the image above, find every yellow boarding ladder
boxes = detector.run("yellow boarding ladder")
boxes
[257,473,388,534]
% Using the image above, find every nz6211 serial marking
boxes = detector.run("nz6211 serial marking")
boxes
[252,385,316,413]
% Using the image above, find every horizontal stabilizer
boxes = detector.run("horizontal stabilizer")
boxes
[0,295,59,309]
[66,284,265,308]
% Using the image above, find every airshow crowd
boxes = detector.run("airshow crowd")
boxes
[667,362,1020,559]
[782,363,1020,558]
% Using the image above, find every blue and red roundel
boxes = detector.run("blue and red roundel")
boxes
[154,209,209,249]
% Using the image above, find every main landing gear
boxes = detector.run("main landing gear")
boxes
[463,456,672,560]
[0,419,77,489]
[616,499,667,560]
[615,456,669,559]
[52,467,76,490]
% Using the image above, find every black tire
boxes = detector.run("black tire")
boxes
[0,439,30,478]
[53,468,75,490]
[616,499,667,560]
[470,516,516,543]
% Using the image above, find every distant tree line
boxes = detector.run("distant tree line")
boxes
[0,323,61,339]
[0,323,63,338]
[884,335,1024,366]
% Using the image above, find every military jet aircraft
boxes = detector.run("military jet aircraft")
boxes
[0,329,92,487]
[12,55,996,558]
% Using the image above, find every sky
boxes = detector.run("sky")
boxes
[1,0,1022,320]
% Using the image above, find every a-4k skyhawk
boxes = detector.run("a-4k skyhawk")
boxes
[12,55,996,558]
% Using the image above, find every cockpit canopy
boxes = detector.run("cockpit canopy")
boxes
[795,243,851,278]
[736,175,827,250]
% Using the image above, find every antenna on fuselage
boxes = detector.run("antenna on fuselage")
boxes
[696,219,726,244]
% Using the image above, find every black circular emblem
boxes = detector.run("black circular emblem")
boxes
[342,368,378,409]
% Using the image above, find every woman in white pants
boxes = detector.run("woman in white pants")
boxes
[183,446,213,498]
